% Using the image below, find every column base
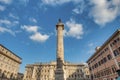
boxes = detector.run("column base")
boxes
[55,68,66,80]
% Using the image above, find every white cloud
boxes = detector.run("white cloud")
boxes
[29,18,37,23]
[90,0,120,25]
[41,0,81,6]
[13,21,19,25]
[87,49,95,54]
[72,0,85,14]
[0,0,12,4]
[30,32,49,43]
[88,43,94,47]
[73,8,80,14]
[0,19,19,27]
[21,25,50,43]
[19,0,29,6]
[0,19,19,36]
[0,5,5,11]
[0,19,11,25]
[21,25,38,33]
[65,19,84,39]
[41,0,70,5]
[87,42,95,54]
[0,27,15,36]
[9,13,19,20]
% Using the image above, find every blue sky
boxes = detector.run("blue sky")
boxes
[0,0,120,73]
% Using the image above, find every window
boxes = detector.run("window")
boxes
[118,47,120,51]
[113,50,120,56]
[89,67,91,71]
[96,63,98,67]
[98,61,101,66]
[112,42,115,45]
[114,40,117,43]
[101,59,104,64]
[101,71,104,76]
[110,44,113,47]
[104,70,107,76]
[92,66,94,69]
[94,63,98,68]
[103,57,107,63]
[88,62,90,65]
[117,38,120,42]
[105,47,109,52]
[112,66,116,73]
[107,54,112,60]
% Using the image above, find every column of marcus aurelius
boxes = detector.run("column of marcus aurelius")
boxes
[55,19,66,80]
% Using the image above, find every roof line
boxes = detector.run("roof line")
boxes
[0,44,22,59]
[86,29,120,62]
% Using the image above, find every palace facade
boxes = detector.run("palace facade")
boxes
[23,61,90,80]
[87,29,120,80]
[0,44,22,79]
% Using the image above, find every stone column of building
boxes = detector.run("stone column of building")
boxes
[55,19,66,80]
[49,66,54,80]
[32,66,37,80]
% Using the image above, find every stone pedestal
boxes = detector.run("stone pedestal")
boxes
[55,68,66,80]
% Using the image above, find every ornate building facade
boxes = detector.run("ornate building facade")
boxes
[23,19,90,80]
[87,29,120,80]
[0,44,22,79]
[23,62,90,80]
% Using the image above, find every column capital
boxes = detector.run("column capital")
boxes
[56,19,64,30]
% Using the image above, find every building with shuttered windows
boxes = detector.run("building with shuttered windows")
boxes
[87,29,120,80]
